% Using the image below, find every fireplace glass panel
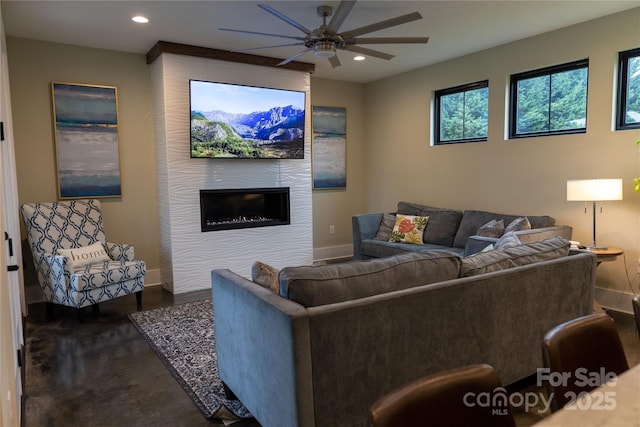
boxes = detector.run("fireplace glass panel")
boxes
[200,187,290,232]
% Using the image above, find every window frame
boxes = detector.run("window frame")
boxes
[616,47,640,130]
[433,80,489,146]
[509,58,589,139]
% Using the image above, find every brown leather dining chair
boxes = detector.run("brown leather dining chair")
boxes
[633,295,640,338]
[369,364,516,427]
[541,313,629,412]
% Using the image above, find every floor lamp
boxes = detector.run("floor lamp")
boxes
[566,179,623,249]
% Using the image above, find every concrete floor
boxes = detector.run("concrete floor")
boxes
[22,285,640,427]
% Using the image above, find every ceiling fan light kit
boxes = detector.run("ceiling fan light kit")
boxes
[220,0,429,68]
[313,41,337,58]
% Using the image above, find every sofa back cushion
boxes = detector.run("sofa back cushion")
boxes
[459,236,570,277]
[397,201,463,247]
[453,210,555,248]
[503,236,570,266]
[460,250,514,277]
[279,251,461,307]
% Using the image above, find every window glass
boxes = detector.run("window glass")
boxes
[510,59,588,138]
[435,81,488,145]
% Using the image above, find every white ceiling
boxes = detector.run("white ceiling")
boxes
[2,1,638,83]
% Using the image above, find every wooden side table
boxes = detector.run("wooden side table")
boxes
[585,247,623,313]
[587,246,623,264]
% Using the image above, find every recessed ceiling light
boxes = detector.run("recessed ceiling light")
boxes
[353,55,366,61]
[132,15,149,24]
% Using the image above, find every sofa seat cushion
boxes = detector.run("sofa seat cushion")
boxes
[397,202,463,247]
[453,210,555,248]
[279,252,462,307]
[360,239,465,259]
[69,260,146,292]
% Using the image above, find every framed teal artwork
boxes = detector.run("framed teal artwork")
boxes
[312,106,346,189]
[51,82,122,199]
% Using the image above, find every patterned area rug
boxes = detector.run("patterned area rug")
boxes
[128,299,252,421]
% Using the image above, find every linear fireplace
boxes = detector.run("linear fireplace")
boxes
[200,187,290,232]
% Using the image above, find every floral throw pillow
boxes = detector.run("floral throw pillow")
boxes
[389,214,429,244]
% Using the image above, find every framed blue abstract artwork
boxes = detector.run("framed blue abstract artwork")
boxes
[51,82,122,199]
[312,106,346,189]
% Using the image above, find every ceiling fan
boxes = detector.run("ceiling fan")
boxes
[219,0,429,68]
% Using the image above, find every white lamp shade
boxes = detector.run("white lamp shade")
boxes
[566,179,623,201]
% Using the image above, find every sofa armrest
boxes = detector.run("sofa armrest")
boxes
[464,225,573,256]
[352,213,383,260]
[464,236,497,256]
[43,253,73,288]
[513,225,572,243]
[211,269,315,427]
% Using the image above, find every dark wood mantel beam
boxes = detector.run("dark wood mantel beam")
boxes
[146,41,315,74]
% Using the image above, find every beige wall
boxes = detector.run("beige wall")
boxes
[310,77,367,254]
[6,38,366,272]
[6,8,640,303]
[363,9,640,297]
[7,37,160,274]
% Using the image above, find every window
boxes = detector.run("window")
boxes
[434,80,488,145]
[616,47,640,130]
[509,59,588,138]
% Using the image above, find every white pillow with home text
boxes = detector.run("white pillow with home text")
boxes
[57,242,111,271]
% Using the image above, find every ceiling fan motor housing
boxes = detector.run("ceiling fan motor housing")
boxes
[317,5,333,18]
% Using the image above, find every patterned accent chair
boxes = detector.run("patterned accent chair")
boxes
[21,199,145,318]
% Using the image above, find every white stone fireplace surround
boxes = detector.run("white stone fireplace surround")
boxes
[150,53,313,294]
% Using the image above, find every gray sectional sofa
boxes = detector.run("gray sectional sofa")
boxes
[211,236,596,427]
[353,201,572,259]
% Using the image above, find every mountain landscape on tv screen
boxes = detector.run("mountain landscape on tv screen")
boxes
[191,105,304,158]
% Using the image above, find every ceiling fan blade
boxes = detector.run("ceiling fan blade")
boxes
[328,54,341,68]
[345,37,429,45]
[340,11,423,38]
[343,45,394,61]
[326,1,357,34]
[258,4,311,35]
[278,48,312,66]
[235,43,306,53]
[219,28,305,42]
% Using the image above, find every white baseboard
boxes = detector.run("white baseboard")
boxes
[595,287,637,314]
[144,268,162,287]
[313,244,354,262]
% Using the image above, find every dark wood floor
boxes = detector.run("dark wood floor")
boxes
[22,285,640,427]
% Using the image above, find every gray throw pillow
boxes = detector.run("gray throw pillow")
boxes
[251,261,280,294]
[373,213,396,241]
[477,219,505,238]
[505,217,531,233]
[494,231,522,250]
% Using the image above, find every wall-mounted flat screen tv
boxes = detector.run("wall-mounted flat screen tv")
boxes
[190,80,305,159]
